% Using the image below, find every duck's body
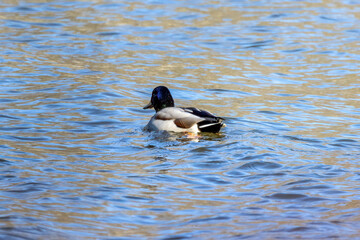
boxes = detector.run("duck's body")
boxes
[143,86,224,133]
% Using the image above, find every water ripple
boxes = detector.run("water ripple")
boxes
[238,161,282,171]
[0,0,359,239]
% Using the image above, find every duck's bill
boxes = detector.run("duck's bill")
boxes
[143,102,153,109]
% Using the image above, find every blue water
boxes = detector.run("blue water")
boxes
[1,0,360,239]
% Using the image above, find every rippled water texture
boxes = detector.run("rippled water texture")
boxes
[1,0,360,239]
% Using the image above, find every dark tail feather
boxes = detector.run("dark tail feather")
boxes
[197,119,224,133]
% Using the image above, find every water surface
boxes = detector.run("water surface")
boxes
[1,0,360,239]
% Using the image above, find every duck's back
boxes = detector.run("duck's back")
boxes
[146,107,224,133]
[146,107,201,133]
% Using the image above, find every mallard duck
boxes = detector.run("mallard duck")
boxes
[143,86,225,133]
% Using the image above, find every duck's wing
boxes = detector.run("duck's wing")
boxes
[155,107,203,129]
[181,107,224,133]
[181,107,223,120]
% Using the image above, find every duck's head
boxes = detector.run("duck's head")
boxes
[143,86,175,112]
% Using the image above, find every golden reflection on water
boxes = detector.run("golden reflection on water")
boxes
[1,0,360,238]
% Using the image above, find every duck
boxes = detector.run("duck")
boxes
[143,86,225,133]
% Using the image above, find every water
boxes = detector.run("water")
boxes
[1,0,360,239]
